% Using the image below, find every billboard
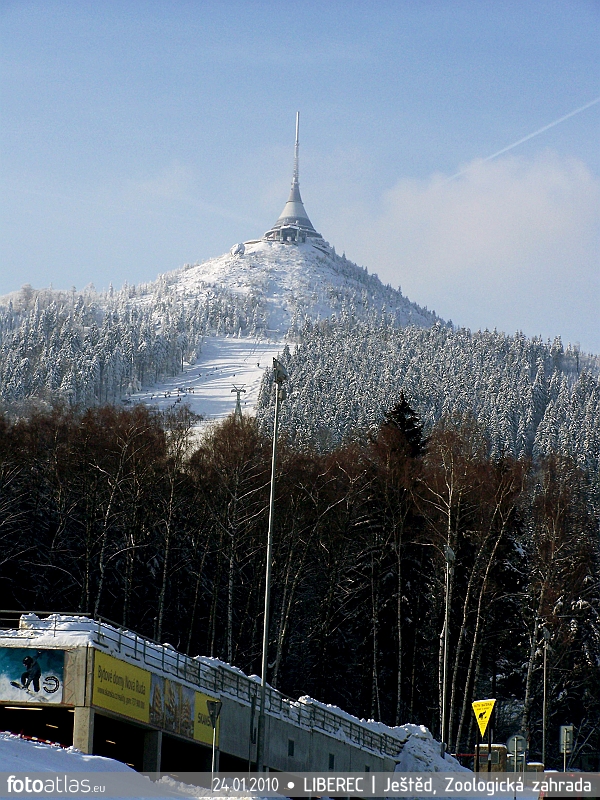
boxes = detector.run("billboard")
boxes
[92,651,151,723]
[149,672,219,745]
[92,650,219,743]
[0,648,65,704]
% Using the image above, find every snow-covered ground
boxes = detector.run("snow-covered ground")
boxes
[0,734,215,798]
[0,733,482,800]
[0,732,129,773]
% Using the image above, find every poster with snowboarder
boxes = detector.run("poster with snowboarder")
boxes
[0,648,64,704]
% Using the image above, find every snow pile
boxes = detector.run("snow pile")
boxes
[0,731,131,773]
[392,725,466,772]
[0,734,213,799]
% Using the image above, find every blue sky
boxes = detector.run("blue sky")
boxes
[1,1,599,351]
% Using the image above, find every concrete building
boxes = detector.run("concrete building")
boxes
[0,614,401,773]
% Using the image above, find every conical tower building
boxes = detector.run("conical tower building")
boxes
[263,113,323,244]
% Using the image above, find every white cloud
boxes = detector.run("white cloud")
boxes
[331,151,600,352]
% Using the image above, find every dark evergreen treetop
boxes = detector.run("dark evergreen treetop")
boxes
[380,393,425,457]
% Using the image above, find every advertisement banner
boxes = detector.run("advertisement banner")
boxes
[92,651,150,723]
[165,679,195,739]
[194,691,220,746]
[0,647,64,704]
[150,673,217,743]
[149,672,164,728]
[150,674,195,739]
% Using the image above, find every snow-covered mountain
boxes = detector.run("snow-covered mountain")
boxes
[0,239,441,421]
[0,110,598,456]
[122,238,441,417]
[1,235,599,467]
[149,239,439,336]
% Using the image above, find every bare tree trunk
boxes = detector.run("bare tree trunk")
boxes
[93,457,125,618]
[185,536,210,655]
[156,479,175,642]
[371,550,381,721]
[227,530,234,663]
[438,497,454,739]
[448,555,481,749]
[80,517,93,612]
[396,532,403,725]
[454,525,505,752]
[272,531,309,688]
[122,533,135,626]
[208,544,224,657]
[521,589,546,734]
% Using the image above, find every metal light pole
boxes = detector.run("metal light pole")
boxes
[441,544,455,758]
[542,626,550,767]
[207,699,222,786]
[256,358,288,773]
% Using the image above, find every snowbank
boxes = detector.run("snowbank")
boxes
[0,731,131,773]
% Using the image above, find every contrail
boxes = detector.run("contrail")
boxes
[448,95,600,181]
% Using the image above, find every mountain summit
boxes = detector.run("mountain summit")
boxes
[160,112,439,339]
[0,114,441,420]
[162,240,438,340]
[115,114,441,417]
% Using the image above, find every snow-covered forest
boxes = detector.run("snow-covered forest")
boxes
[0,403,598,770]
[0,283,253,406]
[1,243,599,772]
[0,244,440,410]
[257,319,600,475]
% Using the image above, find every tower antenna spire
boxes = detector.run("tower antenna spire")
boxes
[263,111,323,244]
[293,111,300,188]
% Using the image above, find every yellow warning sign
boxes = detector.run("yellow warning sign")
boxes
[472,698,496,737]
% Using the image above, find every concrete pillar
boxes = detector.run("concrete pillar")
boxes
[143,730,163,772]
[73,707,95,754]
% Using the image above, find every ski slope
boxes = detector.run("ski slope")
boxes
[130,336,281,422]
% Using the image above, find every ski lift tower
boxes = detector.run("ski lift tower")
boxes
[231,385,246,422]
